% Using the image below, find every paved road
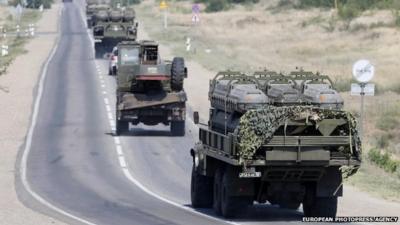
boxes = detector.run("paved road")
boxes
[22,2,351,225]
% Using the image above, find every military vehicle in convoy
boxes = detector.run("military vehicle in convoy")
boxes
[85,0,110,28]
[115,41,187,136]
[190,70,362,218]
[92,7,137,57]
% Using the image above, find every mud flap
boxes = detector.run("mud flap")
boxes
[316,167,343,197]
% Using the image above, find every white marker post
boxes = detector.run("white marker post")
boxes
[351,59,375,141]
[159,1,168,29]
[1,45,9,56]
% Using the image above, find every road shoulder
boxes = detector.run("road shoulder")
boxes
[0,3,65,225]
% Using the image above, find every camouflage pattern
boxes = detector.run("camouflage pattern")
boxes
[236,105,361,162]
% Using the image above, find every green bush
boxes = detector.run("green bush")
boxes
[198,0,259,12]
[395,11,400,27]
[205,0,229,12]
[338,4,361,20]
[368,148,400,173]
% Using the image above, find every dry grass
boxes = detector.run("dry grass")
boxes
[137,0,400,88]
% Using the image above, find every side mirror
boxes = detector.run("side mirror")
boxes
[193,111,199,124]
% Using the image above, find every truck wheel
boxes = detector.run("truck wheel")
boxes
[220,170,250,218]
[191,165,213,208]
[170,121,185,136]
[116,120,129,136]
[171,57,185,91]
[303,187,337,217]
[213,168,223,215]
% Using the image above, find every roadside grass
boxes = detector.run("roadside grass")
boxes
[346,159,400,201]
[0,9,42,75]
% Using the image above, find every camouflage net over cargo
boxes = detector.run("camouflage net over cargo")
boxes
[235,105,361,163]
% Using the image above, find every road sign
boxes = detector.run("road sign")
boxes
[352,59,375,83]
[192,3,200,14]
[351,83,375,96]
[159,0,168,9]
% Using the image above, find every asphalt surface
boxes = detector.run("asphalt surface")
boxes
[23,2,339,225]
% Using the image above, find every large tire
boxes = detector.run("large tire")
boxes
[303,186,338,217]
[170,121,185,136]
[171,57,185,92]
[213,168,223,215]
[220,170,251,218]
[191,165,213,208]
[116,119,129,136]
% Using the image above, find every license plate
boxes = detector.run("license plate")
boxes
[239,171,261,178]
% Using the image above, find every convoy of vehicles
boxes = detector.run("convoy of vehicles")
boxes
[83,0,362,220]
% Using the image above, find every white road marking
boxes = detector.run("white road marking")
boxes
[102,91,107,95]
[114,137,121,145]
[103,98,109,105]
[107,112,113,120]
[115,145,123,156]
[105,105,111,112]
[118,156,127,168]
[101,84,105,88]
[20,4,96,225]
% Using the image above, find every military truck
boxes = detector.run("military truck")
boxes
[85,0,111,28]
[190,70,362,218]
[93,7,137,57]
[115,41,187,136]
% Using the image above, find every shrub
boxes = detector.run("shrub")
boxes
[368,148,400,174]
[338,4,361,21]
[199,0,259,12]
[205,0,229,12]
[395,11,400,27]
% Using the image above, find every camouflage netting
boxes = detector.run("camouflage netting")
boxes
[235,105,362,162]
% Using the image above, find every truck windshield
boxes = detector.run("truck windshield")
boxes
[120,48,139,65]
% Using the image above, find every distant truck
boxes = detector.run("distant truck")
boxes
[93,8,137,57]
[190,71,362,218]
[86,3,110,29]
[115,41,188,136]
